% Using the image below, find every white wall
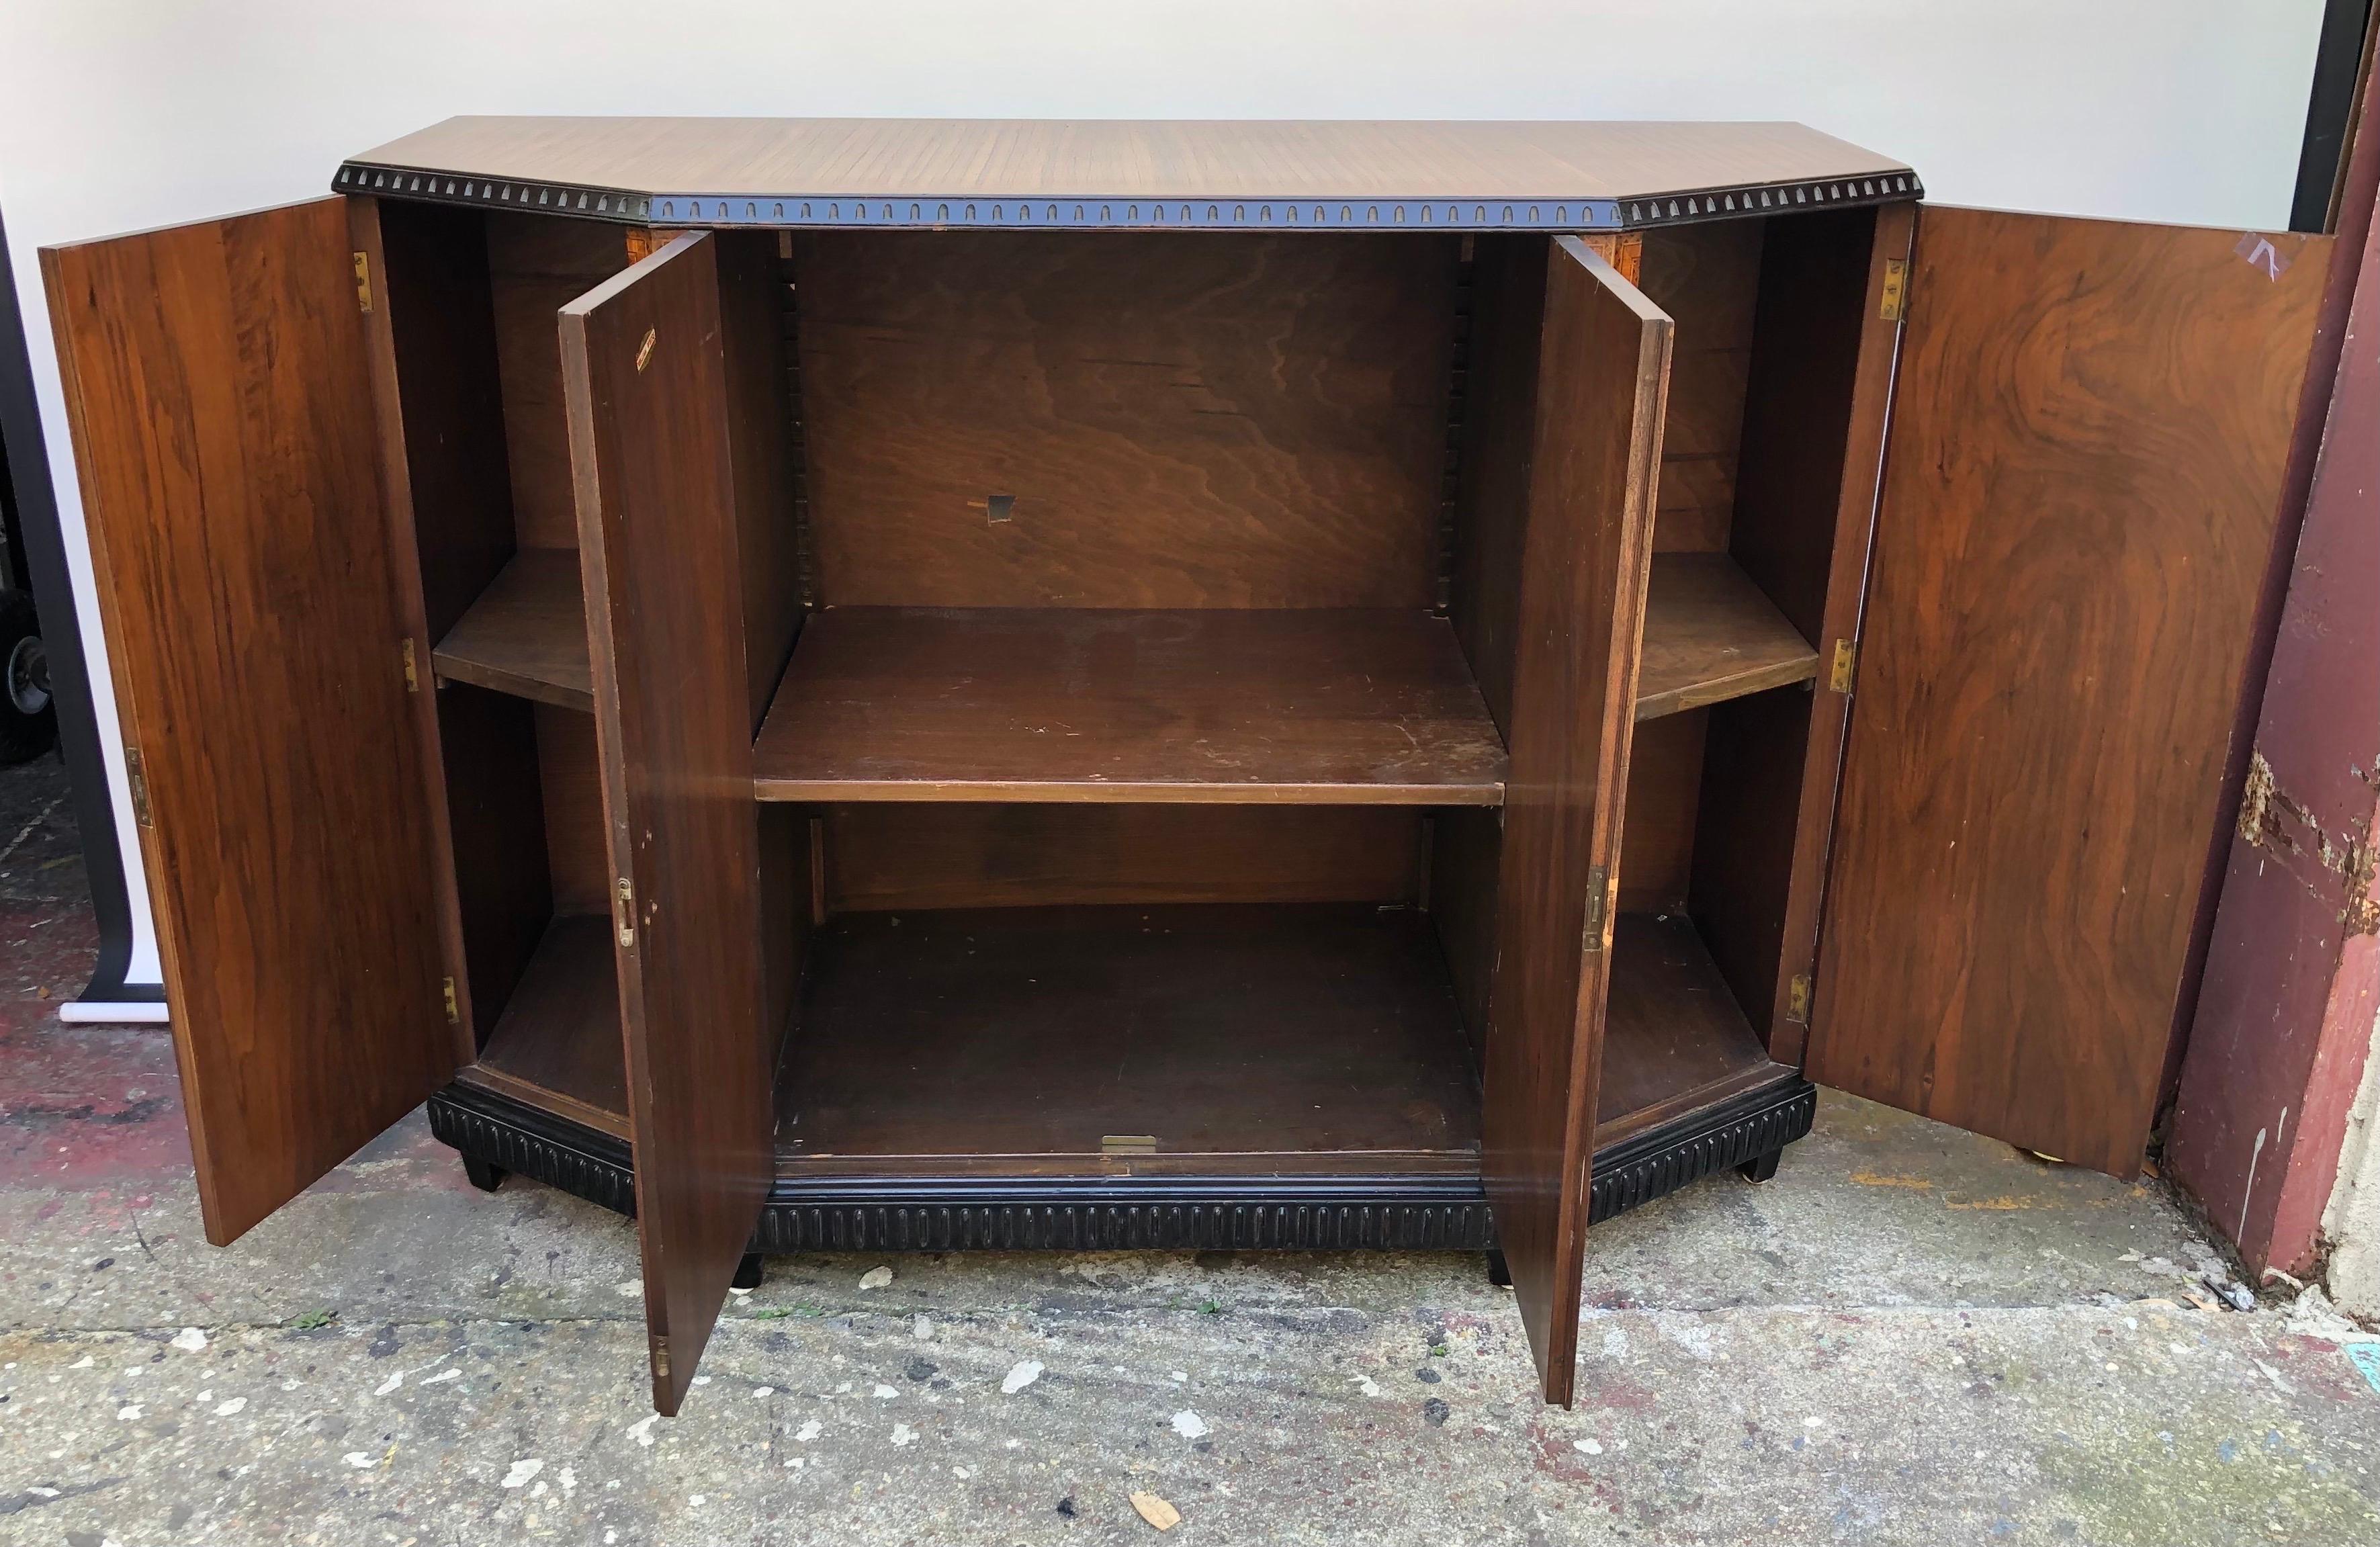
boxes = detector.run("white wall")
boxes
[2324,1010,2380,1317]
[0,0,2330,998]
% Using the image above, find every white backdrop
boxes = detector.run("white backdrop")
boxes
[0,0,2332,1005]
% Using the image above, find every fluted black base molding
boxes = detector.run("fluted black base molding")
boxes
[425,1075,1816,1252]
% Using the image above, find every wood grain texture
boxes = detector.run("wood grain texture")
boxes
[368,199,516,641]
[1430,806,1503,1065]
[1598,913,1791,1145]
[353,118,1913,205]
[1480,237,1669,1405]
[1447,234,1549,736]
[1734,202,1911,1061]
[563,231,769,1413]
[751,607,1507,804]
[1617,709,1707,914]
[535,702,609,916]
[776,905,1477,1176]
[490,212,634,549]
[41,198,455,1243]
[795,232,1458,608]
[435,683,554,1045]
[353,195,488,1059]
[1688,686,1812,1045]
[822,805,1422,912]
[1810,208,2327,1177]
[431,547,592,709]
[1634,551,1818,720]
[714,230,804,726]
[1636,220,1765,554]
[466,913,629,1138]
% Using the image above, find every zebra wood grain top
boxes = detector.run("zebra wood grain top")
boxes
[340,118,1919,231]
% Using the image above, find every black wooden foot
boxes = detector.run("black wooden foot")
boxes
[1485,1248,1511,1287]
[1737,1149,1782,1184]
[732,1252,765,1291]
[461,1154,507,1193]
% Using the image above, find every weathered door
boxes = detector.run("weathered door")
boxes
[42,199,455,1243]
[1811,208,2328,1176]
[560,231,772,1414]
[1482,235,1672,1404]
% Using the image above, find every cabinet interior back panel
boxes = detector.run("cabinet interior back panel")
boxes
[793,232,1462,607]
[486,212,636,550]
[1637,219,1764,555]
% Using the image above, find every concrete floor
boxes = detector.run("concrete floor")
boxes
[3,751,2379,1546]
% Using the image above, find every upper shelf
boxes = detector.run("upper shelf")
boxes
[1636,552,1822,721]
[431,548,592,711]
[337,118,1920,234]
[752,607,1507,805]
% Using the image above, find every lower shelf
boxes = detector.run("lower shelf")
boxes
[458,914,628,1139]
[778,904,1479,1177]
[425,897,1816,1246]
[425,1071,1816,1249]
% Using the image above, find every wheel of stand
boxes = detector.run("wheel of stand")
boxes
[0,592,56,766]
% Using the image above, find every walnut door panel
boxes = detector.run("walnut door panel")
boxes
[41,198,455,1243]
[1480,236,1671,1405]
[562,232,770,1414]
[1810,208,2328,1176]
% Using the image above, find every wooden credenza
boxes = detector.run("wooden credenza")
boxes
[40,118,2329,1413]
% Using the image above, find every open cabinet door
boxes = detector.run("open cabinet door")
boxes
[560,232,769,1415]
[1483,236,1670,1405]
[1810,208,2329,1176]
[41,200,455,1245]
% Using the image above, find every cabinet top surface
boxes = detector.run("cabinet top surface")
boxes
[339,117,1919,232]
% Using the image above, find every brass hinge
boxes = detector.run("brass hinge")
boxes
[1879,258,1908,321]
[400,638,419,693]
[1828,639,1858,694]
[1582,863,1611,953]
[352,251,373,313]
[615,877,637,948]
[652,1337,670,1382]
[1786,974,1812,1024]
[441,976,459,1025]
[1101,1135,1157,1155]
[125,747,153,828]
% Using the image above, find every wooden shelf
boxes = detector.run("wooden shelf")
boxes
[461,914,626,1138]
[1636,552,1819,721]
[773,904,1479,1176]
[1598,912,1794,1146]
[432,549,592,711]
[752,608,1507,805]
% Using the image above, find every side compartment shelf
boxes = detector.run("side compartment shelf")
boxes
[431,549,593,711]
[459,914,626,1138]
[1636,551,1820,721]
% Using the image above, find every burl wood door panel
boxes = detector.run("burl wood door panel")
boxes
[1811,207,2328,1177]
[560,232,770,1415]
[1481,236,1671,1405]
[40,198,455,1243]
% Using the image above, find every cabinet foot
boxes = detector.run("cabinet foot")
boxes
[1737,1149,1782,1184]
[461,1154,508,1193]
[732,1252,765,1291]
[1485,1248,1511,1288]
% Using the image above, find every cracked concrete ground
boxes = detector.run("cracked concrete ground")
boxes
[4,751,2380,1544]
